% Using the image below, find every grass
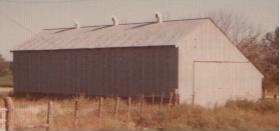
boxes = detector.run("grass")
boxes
[9,97,278,130]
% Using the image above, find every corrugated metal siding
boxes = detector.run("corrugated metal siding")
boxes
[13,46,178,96]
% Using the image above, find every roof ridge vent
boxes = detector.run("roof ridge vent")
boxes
[155,12,162,23]
[74,21,80,29]
[112,16,119,26]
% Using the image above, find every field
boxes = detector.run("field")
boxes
[0,96,276,131]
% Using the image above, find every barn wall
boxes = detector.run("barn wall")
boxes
[194,62,263,107]
[177,19,263,105]
[13,46,178,97]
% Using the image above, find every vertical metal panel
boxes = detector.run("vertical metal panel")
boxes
[13,46,178,97]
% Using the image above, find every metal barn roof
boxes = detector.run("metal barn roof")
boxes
[13,18,209,51]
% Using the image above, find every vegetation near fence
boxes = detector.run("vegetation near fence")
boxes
[0,96,277,130]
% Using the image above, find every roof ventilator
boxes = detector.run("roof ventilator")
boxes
[74,21,80,29]
[155,12,162,23]
[112,17,119,26]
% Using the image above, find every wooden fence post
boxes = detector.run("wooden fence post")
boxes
[274,93,278,101]
[152,93,155,105]
[261,86,266,100]
[98,97,103,119]
[168,92,174,107]
[0,108,7,131]
[4,97,14,131]
[160,92,164,106]
[47,101,53,131]
[98,97,104,128]
[174,89,180,105]
[113,97,120,119]
[140,94,144,116]
[192,93,195,106]
[174,92,178,105]
[127,97,132,119]
[74,100,79,128]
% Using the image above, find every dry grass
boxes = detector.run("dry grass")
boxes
[10,97,278,130]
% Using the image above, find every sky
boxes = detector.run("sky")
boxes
[0,0,278,61]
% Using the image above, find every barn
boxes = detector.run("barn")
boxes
[11,15,264,107]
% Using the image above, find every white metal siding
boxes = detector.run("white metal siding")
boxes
[177,20,263,106]
[194,62,262,107]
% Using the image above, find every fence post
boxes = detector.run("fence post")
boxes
[168,92,174,108]
[113,97,120,119]
[174,89,179,105]
[47,101,53,131]
[273,92,278,101]
[74,100,79,128]
[4,97,14,131]
[160,92,164,106]
[174,92,178,105]
[98,97,104,128]
[140,94,145,116]
[127,97,132,119]
[152,93,155,105]
[0,108,7,131]
[261,86,266,100]
[98,97,103,119]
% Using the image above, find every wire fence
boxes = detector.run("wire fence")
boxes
[1,93,277,131]
[3,93,178,131]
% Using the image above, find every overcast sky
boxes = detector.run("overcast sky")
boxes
[0,0,278,61]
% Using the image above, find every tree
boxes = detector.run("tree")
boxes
[238,27,279,89]
[262,27,279,85]
[0,54,10,76]
[206,10,260,44]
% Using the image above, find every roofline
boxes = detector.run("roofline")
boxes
[11,44,177,52]
[43,17,211,30]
